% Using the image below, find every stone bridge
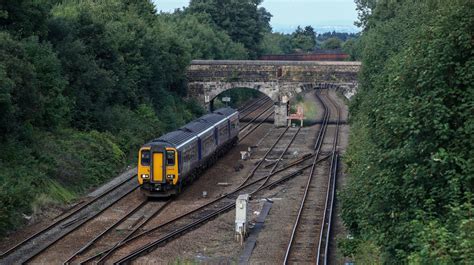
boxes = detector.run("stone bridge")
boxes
[186,60,361,126]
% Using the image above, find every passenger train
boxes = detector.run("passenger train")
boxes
[137,108,239,197]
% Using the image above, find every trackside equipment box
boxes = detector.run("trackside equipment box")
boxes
[235,194,250,241]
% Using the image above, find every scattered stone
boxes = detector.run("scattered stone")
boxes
[234,163,244,172]
[240,151,250,160]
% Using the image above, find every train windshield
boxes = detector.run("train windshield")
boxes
[166,150,175,165]
[141,150,151,166]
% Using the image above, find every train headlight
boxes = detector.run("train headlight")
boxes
[141,174,150,179]
[166,174,175,180]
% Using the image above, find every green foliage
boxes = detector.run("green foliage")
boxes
[156,13,248,60]
[290,26,316,52]
[342,38,362,61]
[321,37,342,50]
[317,31,358,42]
[187,0,271,58]
[260,27,359,56]
[260,32,293,55]
[341,0,474,263]
[0,0,52,38]
[0,128,126,234]
[213,88,261,109]
[0,32,68,137]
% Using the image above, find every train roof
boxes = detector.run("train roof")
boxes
[214,107,238,116]
[150,108,237,147]
[153,129,196,146]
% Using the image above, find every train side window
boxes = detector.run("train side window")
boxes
[166,150,175,165]
[141,150,150,166]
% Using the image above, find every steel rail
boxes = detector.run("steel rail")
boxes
[23,184,140,264]
[92,200,171,264]
[79,96,271,263]
[238,97,270,119]
[112,92,331,264]
[321,154,338,265]
[316,92,341,265]
[283,90,330,264]
[237,96,263,112]
[238,96,265,112]
[80,101,275,264]
[254,127,301,191]
[239,97,271,120]
[0,174,136,259]
[113,154,327,264]
[64,199,149,264]
[77,200,172,264]
[239,103,274,134]
[238,126,289,188]
[239,110,274,142]
[85,149,326,264]
[3,94,270,263]
[81,97,299,264]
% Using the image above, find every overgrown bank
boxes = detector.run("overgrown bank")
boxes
[340,0,473,263]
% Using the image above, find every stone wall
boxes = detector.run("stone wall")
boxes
[187,60,360,84]
[186,60,360,126]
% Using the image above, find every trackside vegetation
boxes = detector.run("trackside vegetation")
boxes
[340,0,473,263]
[0,0,271,236]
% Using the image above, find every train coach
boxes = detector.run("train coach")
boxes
[137,108,239,197]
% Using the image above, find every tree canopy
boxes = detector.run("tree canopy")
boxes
[340,0,473,263]
[187,0,271,59]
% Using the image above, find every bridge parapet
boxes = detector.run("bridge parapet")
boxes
[187,60,360,83]
[186,60,360,126]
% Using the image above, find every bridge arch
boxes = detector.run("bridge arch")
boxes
[186,60,360,126]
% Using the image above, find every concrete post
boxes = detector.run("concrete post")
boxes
[274,102,288,127]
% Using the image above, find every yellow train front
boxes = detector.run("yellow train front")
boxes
[137,108,239,197]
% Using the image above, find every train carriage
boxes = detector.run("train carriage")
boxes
[137,108,239,197]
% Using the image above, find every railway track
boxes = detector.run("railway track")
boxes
[238,96,270,119]
[238,126,301,189]
[65,100,277,264]
[0,174,138,264]
[82,118,306,264]
[64,200,171,264]
[0,96,282,264]
[105,153,323,264]
[316,93,341,265]
[239,99,274,130]
[283,90,341,264]
[239,101,275,142]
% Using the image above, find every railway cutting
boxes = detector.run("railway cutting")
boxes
[1,89,350,265]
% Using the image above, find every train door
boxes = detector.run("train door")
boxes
[152,153,164,182]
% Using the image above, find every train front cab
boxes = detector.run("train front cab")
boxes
[138,145,180,197]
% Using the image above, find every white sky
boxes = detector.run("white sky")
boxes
[152,0,360,33]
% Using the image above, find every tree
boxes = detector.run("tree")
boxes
[341,0,474,262]
[303,25,317,45]
[156,13,248,60]
[0,32,68,136]
[0,0,53,38]
[342,38,361,60]
[260,32,292,55]
[187,0,271,58]
[290,26,316,52]
[321,37,342,49]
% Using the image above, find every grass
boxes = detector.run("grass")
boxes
[289,93,318,127]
